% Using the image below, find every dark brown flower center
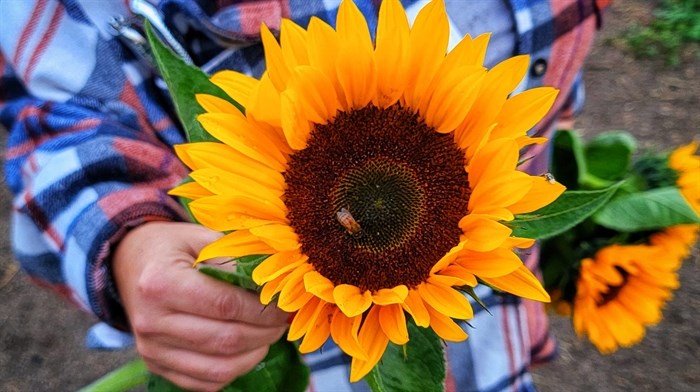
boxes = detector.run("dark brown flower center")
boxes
[283,104,470,292]
[597,267,630,306]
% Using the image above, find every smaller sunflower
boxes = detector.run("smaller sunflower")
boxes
[668,141,700,215]
[572,234,689,354]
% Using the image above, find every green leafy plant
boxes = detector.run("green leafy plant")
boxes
[624,0,700,65]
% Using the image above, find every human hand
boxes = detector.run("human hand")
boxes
[113,222,289,391]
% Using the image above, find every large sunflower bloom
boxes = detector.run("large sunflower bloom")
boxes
[572,241,683,354]
[171,0,564,381]
[668,141,700,215]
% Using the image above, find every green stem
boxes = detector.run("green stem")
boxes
[78,359,149,392]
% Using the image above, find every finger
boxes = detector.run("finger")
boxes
[147,362,225,392]
[151,313,287,355]
[141,344,270,387]
[160,268,289,326]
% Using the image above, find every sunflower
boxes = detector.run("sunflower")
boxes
[170,0,564,381]
[668,141,700,215]
[572,238,688,354]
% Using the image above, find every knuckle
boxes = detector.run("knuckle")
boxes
[216,330,243,354]
[215,292,242,320]
[137,269,168,301]
[135,340,157,362]
[204,365,236,384]
[129,314,156,336]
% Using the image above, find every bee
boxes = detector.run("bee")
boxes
[542,172,556,184]
[336,208,362,235]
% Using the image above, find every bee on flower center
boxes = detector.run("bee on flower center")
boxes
[336,208,362,235]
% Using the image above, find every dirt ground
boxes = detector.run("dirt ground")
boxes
[1,1,698,391]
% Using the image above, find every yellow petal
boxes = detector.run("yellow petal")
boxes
[280,89,312,150]
[430,241,467,274]
[195,93,241,114]
[209,71,257,109]
[378,304,409,345]
[374,0,409,107]
[469,171,533,213]
[252,250,306,285]
[420,66,486,133]
[189,167,284,200]
[417,279,473,320]
[441,33,490,70]
[372,285,409,305]
[492,87,559,140]
[404,0,449,108]
[247,72,283,128]
[425,302,468,342]
[480,264,550,302]
[459,215,512,252]
[298,301,333,353]
[306,17,344,108]
[260,273,287,305]
[249,224,301,252]
[174,143,285,192]
[280,19,309,69]
[260,24,291,91]
[467,138,519,189]
[350,306,389,382]
[303,270,336,303]
[189,194,287,231]
[288,296,321,341]
[197,112,286,171]
[335,0,376,109]
[456,247,522,278]
[288,65,338,124]
[168,181,212,200]
[600,302,645,347]
[333,284,373,317]
[196,230,275,264]
[455,55,530,157]
[401,289,430,327]
[509,175,566,215]
[277,265,315,312]
[330,308,368,360]
[437,265,478,287]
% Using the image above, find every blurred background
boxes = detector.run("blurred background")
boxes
[1,0,698,390]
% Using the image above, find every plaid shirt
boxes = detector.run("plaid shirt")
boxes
[0,1,606,390]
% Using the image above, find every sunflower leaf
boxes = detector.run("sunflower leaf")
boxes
[593,186,700,231]
[550,130,587,189]
[145,22,242,143]
[584,131,637,181]
[197,264,259,291]
[511,183,622,240]
[148,339,309,392]
[366,321,445,392]
[551,130,617,189]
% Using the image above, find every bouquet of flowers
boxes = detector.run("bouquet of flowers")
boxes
[540,130,699,353]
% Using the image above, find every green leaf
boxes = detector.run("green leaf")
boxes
[198,264,259,291]
[79,359,149,392]
[550,130,586,189]
[145,22,242,142]
[366,321,445,392]
[584,131,637,181]
[149,339,309,392]
[550,130,619,190]
[197,254,269,292]
[593,186,700,231]
[511,184,622,240]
